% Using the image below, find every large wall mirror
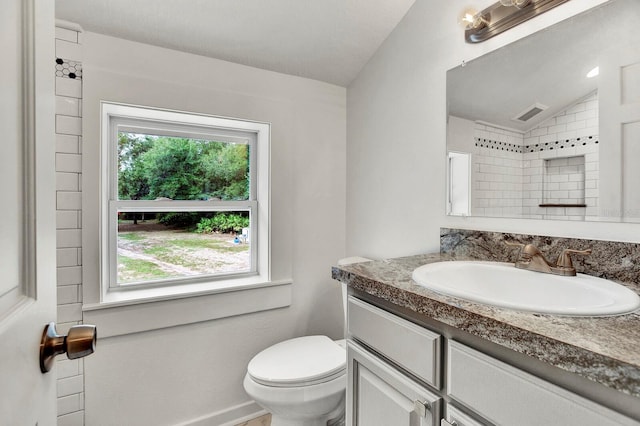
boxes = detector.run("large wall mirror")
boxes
[446,0,640,222]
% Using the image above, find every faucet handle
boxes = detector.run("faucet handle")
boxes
[557,248,592,269]
[505,241,525,262]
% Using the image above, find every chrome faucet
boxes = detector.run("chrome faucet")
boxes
[505,242,591,276]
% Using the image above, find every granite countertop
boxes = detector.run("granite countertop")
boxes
[332,253,640,399]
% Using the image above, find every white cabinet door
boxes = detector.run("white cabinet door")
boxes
[0,0,57,424]
[347,341,441,426]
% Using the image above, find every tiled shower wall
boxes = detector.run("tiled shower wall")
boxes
[55,24,85,426]
[472,124,524,217]
[521,92,599,219]
[468,92,599,220]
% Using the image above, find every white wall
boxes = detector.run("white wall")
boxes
[345,0,640,260]
[81,33,346,425]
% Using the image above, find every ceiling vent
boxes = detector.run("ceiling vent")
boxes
[512,103,548,122]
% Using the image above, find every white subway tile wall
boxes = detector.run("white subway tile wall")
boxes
[56,115,82,136]
[56,134,80,154]
[542,156,585,204]
[57,411,84,426]
[56,153,82,173]
[56,77,82,98]
[471,92,599,220]
[472,124,525,217]
[55,40,83,62]
[55,26,85,425]
[55,27,78,43]
[522,92,598,220]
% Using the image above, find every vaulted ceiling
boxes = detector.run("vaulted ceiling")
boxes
[56,0,416,87]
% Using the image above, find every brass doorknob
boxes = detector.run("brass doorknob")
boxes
[40,322,97,373]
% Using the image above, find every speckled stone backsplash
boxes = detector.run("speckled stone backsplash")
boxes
[441,228,640,285]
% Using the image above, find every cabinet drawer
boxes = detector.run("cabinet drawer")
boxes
[348,296,441,388]
[447,341,638,426]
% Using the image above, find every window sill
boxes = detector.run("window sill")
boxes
[83,279,292,338]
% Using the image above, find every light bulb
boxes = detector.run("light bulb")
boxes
[459,8,487,29]
[500,0,531,8]
[459,8,477,28]
[514,0,531,7]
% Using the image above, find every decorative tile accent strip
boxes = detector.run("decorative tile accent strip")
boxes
[55,58,83,80]
[523,135,598,153]
[474,137,523,153]
[474,135,599,154]
[440,227,640,286]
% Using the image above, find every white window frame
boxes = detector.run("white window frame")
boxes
[98,102,271,303]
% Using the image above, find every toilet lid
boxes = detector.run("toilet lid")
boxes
[247,336,346,387]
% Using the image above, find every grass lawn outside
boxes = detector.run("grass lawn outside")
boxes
[117,220,250,284]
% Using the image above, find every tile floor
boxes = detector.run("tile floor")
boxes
[235,413,271,426]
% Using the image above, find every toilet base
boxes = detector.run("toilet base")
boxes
[244,370,346,426]
[269,401,344,426]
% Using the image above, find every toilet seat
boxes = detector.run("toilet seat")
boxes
[247,335,346,387]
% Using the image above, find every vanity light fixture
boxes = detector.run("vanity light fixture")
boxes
[464,0,570,43]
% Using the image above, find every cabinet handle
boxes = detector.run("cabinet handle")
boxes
[413,400,430,417]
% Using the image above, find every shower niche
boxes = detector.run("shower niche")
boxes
[540,155,587,208]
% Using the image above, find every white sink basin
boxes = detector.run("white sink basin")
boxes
[412,261,640,316]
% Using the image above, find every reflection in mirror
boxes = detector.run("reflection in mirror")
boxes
[446,0,640,222]
[447,152,471,216]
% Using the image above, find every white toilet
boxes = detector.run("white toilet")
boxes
[243,257,371,426]
[243,336,347,426]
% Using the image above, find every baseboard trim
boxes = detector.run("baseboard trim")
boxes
[176,401,267,426]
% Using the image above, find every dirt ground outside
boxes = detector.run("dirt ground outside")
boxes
[117,221,250,284]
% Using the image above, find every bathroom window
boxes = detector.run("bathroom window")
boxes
[101,103,270,291]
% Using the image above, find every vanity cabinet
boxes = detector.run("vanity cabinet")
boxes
[347,341,442,426]
[347,296,639,426]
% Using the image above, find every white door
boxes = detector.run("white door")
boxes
[447,152,471,216]
[599,43,640,222]
[0,0,57,424]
